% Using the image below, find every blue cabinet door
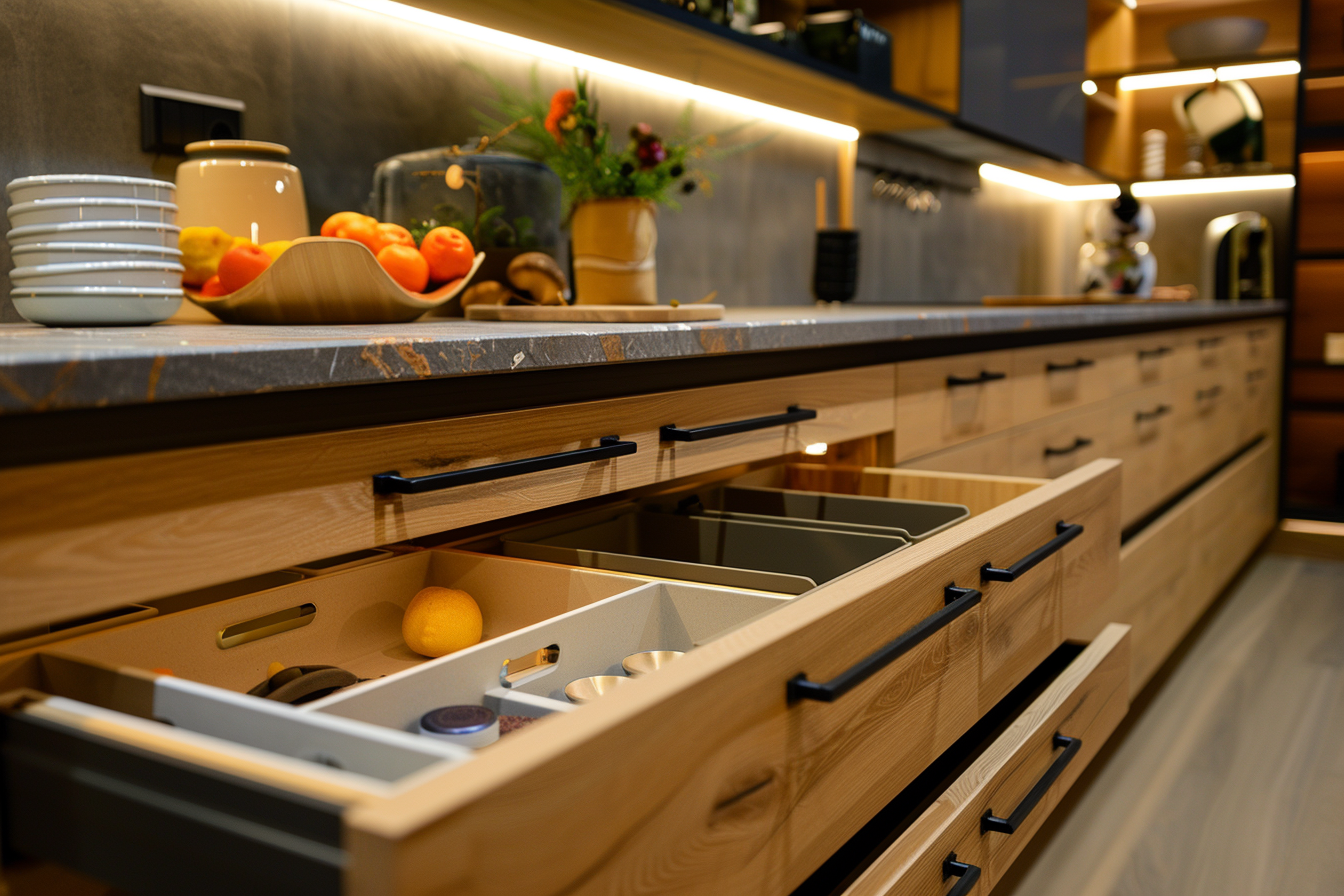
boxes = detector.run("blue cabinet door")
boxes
[960,0,1088,162]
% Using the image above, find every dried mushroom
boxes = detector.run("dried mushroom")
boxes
[507,252,567,305]
[460,281,516,307]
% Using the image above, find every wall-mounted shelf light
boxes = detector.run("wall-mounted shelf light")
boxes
[327,0,859,141]
[1118,60,1300,91]
[982,165,1295,201]
[978,164,1120,201]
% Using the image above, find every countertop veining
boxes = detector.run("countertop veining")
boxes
[0,302,1285,414]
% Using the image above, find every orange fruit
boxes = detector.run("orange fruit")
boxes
[402,587,482,658]
[217,244,273,293]
[377,243,430,292]
[420,226,475,283]
[334,216,379,251]
[371,222,415,255]
[198,274,228,297]
[320,211,368,238]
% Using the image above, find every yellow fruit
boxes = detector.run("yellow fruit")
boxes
[402,587,483,658]
[261,240,293,260]
[230,236,255,251]
[267,661,286,678]
[178,226,234,287]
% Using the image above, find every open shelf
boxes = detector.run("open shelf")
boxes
[1087,52,1298,82]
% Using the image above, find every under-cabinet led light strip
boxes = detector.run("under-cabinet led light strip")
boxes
[981,164,1295,200]
[1118,60,1300,91]
[326,0,860,141]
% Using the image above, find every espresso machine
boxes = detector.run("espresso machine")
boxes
[1202,211,1274,300]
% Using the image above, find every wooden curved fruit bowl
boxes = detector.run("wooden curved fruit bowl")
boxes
[185,237,485,324]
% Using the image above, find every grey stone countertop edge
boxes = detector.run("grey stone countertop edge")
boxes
[0,301,1286,414]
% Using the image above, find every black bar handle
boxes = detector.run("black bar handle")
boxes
[788,585,981,703]
[1045,358,1095,373]
[982,521,1083,583]
[1135,404,1172,423]
[1043,437,1093,457]
[373,436,637,495]
[660,405,816,442]
[1247,368,1267,383]
[943,853,983,896]
[981,733,1082,834]
[946,370,1007,387]
[1196,385,1223,401]
[1137,346,1172,360]
[1198,336,1224,349]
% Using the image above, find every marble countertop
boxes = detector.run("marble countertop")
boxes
[0,302,1285,414]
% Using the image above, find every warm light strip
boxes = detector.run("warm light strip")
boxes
[1118,59,1301,91]
[327,0,860,141]
[1131,174,1296,196]
[979,164,1120,201]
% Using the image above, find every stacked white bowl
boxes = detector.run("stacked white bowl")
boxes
[5,174,184,326]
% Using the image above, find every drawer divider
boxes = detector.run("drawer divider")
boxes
[979,732,1082,834]
[981,520,1083,582]
[787,584,981,703]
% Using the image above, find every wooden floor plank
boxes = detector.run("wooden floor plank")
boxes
[994,550,1344,896]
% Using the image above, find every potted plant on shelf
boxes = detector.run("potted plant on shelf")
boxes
[483,73,758,305]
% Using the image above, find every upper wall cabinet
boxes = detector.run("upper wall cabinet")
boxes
[960,0,1089,162]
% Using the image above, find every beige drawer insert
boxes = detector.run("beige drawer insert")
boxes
[0,365,895,635]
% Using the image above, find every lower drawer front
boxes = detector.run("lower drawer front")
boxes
[839,624,1132,896]
[0,365,894,635]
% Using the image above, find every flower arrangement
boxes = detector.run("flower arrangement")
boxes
[481,71,755,216]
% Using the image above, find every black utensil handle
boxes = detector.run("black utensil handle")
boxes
[943,853,982,896]
[660,406,817,442]
[1196,385,1223,401]
[373,435,637,495]
[981,733,1082,834]
[947,371,1008,387]
[1135,404,1172,423]
[982,521,1084,583]
[1045,358,1095,372]
[1137,346,1172,360]
[1043,437,1093,457]
[788,585,981,703]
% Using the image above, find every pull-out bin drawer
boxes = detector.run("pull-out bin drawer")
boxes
[1,459,1120,896]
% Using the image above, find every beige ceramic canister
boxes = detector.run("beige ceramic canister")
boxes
[175,140,309,244]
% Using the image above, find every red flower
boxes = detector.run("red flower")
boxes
[545,89,578,142]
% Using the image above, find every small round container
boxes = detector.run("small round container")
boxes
[6,174,176,205]
[564,675,631,704]
[418,705,500,748]
[176,140,308,244]
[11,292,182,327]
[6,220,181,247]
[11,242,183,266]
[10,260,184,289]
[7,197,178,227]
[621,650,685,676]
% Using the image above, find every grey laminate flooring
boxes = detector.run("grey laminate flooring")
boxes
[995,548,1344,896]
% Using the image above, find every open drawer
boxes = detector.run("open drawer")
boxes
[0,459,1120,896]
[814,623,1130,896]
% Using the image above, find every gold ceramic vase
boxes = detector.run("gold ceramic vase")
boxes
[570,198,658,305]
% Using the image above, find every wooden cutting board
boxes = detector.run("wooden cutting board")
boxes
[465,304,725,322]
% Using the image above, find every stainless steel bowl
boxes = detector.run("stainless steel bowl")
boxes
[621,650,685,676]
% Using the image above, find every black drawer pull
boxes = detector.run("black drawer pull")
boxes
[943,853,982,896]
[1198,336,1224,349]
[947,370,1007,387]
[1043,436,1092,457]
[1135,404,1171,423]
[981,733,1082,834]
[787,584,981,703]
[1196,385,1223,401]
[1137,346,1172,360]
[1045,358,1095,373]
[1247,368,1267,383]
[660,405,816,442]
[373,436,637,495]
[982,521,1083,583]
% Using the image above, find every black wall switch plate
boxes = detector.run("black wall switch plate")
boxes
[140,84,245,154]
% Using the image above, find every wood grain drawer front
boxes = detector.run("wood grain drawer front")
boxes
[1172,369,1241,481]
[1011,341,1116,426]
[1108,384,1179,527]
[337,460,1121,896]
[1116,333,1184,392]
[839,624,1131,896]
[895,352,1014,462]
[1190,326,1237,375]
[0,366,894,635]
[1010,406,1111,482]
[899,429,1015,477]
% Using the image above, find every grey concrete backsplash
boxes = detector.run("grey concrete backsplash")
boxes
[0,0,1294,323]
